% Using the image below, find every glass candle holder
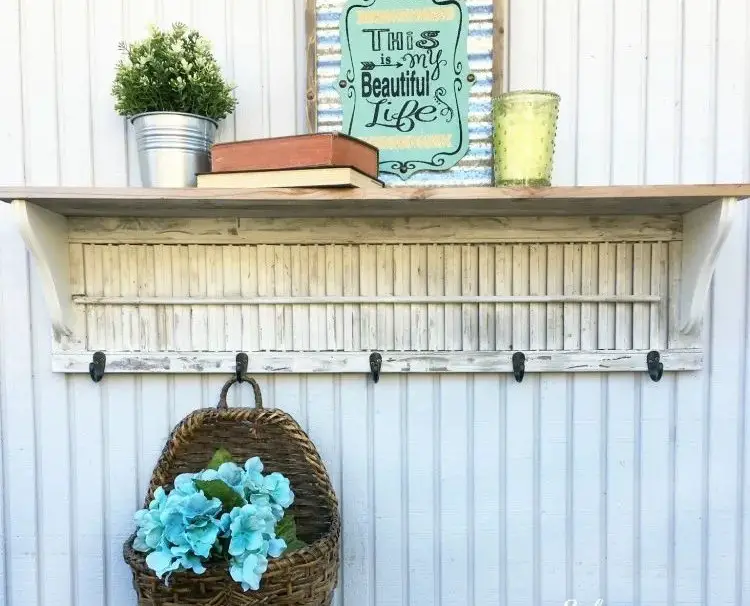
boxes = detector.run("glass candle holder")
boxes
[492,90,560,187]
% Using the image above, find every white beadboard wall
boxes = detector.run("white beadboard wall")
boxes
[1,1,749,606]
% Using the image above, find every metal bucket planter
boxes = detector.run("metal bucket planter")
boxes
[131,111,218,187]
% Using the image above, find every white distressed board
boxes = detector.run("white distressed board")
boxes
[52,217,701,373]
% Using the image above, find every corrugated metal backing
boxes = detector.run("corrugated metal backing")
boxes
[2,1,750,606]
[314,0,495,187]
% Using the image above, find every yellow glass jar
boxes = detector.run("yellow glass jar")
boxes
[492,90,560,187]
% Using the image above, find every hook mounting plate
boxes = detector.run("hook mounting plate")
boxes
[89,351,106,383]
[369,352,382,383]
[236,353,248,383]
[512,352,526,383]
[647,350,664,382]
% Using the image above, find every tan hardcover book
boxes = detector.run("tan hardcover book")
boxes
[210,132,380,179]
[196,166,385,189]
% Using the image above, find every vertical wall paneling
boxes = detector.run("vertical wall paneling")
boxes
[438,376,470,606]
[124,0,158,187]
[0,223,40,606]
[2,0,750,605]
[193,0,235,143]
[538,374,566,606]
[505,377,534,606]
[339,376,374,606]
[472,375,502,604]
[232,0,265,141]
[575,0,613,186]
[405,375,437,606]
[90,0,127,186]
[542,0,578,187]
[31,270,72,606]
[69,376,105,606]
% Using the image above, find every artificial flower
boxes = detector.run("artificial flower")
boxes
[229,552,269,592]
[262,472,295,508]
[242,457,265,495]
[173,473,198,496]
[146,548,181,579]
[195,461,245,497]
[132,453,297,591]
[226,503,276,557]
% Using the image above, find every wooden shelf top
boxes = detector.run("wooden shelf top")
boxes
[1,183,749,218]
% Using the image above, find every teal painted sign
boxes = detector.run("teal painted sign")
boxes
[337,0,471,180]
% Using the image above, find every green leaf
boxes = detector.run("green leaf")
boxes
[285,537,306,552]
[275,514,295,538]
[206,448,234,470]
[194,479,245,511]
[276,513,307,553]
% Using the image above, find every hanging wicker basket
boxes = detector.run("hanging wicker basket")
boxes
[123,374,341,605]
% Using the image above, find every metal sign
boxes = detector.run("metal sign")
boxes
[337,0,472,181]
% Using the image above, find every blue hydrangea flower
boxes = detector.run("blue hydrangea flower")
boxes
[195,461,246,497]
[133,455,294,591]
[266,536,287,558]
[248,493,284,522]
[226,503,276,557]
[146,548,181,579]
[217,462,244,490]
[229,552,269,592]
[242,457,265,495]
[168,492,223,557]
[170,543,208,574]
[173,473,198,496]
[262,472,295,508]
[146,545,207,581]
[133,487,169,552]
[134,477,225,579]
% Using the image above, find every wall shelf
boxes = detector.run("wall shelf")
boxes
[1,184,747,377]
[0,183,748,217]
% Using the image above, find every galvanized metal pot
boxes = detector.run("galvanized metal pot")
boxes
[130,111,218,187]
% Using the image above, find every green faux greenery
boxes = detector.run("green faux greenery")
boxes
[206,447,234,470]
[194,478,247,511]
[203,448,307,553]
[111,22,237,121]
[275,513,306,553]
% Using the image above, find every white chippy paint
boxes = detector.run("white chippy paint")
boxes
[57,241,687,370]
[72,294,663,305]
[8,203,732,354]
[2,1,750,606]
[66,214,685,244]
[50,349,703,374]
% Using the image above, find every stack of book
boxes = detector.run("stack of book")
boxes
[196,132,383,189]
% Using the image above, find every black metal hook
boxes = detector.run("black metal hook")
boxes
[89,351,106,383]
[512,352,526,383]
[647,350,664,382]
[236,352,248,383]
[369,352,382,384]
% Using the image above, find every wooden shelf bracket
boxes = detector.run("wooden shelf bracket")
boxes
[11,199,73,339]
[3,186,746,373]
[680,196,739,334]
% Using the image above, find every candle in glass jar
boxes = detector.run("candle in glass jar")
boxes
[492,90,560,187]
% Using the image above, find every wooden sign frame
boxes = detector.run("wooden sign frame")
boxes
[305,0,507,187]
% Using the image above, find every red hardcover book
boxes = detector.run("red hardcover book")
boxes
[210,132,380,179]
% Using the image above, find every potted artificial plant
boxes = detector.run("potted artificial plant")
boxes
[112,22,237,187]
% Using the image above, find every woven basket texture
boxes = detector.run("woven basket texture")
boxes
[123,375,340,605]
